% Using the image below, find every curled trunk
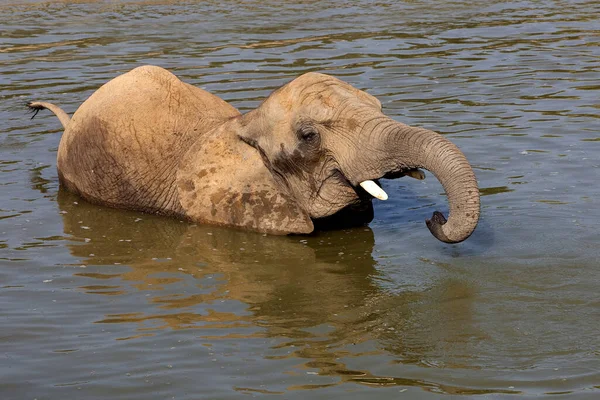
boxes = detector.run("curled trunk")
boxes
[355,121,480,243]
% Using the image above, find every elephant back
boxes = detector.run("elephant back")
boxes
[57,65,240,216]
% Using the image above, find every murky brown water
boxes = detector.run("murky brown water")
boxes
[1,1,600,398]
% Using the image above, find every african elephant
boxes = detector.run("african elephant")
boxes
[28,65,479,243]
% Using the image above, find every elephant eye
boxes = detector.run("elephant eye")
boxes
[299,126,319,143]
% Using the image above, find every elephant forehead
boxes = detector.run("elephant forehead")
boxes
[286,73,382,112]
[284,74,357,102]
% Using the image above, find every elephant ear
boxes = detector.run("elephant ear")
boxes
[176,119,314,235]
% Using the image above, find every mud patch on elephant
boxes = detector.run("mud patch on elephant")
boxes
[195,169,209,180]
[179,179,195,192]
[346,118,358,131]
[261,191,302,221]
[272,148,318,177]
[252,191,303,231]
[210,188,228,206]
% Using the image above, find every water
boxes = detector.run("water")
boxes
[1,1,599,398]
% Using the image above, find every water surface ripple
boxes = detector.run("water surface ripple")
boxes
[1,1,599,399]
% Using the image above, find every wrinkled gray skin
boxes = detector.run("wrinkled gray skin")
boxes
[29,65,480,243]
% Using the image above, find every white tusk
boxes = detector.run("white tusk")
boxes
[359,180,388,200]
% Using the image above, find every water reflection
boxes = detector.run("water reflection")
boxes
[55,190,520,394]
[58,188,381,329]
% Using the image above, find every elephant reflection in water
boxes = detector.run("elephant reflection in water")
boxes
[58,190,484,392]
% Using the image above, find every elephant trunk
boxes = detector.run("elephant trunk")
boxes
[357,120,480,243]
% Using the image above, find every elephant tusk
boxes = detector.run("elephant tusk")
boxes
[359,180,388,200]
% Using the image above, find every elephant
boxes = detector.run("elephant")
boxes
[28,65,479,243]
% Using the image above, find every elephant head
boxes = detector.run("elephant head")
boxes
[177,73,480,243]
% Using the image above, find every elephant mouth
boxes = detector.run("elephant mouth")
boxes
[323,167,411,204]
[355,168,427,201]
[330,167,413,201]
[312,169,393,230]
[319,168,378,203]
[312,167,425,230]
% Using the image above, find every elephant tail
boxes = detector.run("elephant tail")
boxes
[27,101,71,129]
